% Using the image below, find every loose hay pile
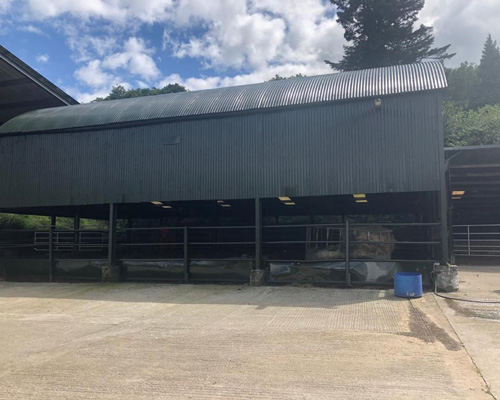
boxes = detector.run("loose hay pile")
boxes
[306,226,395,260]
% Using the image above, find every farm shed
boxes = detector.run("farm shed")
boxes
[0,61,449,285]
[0,45,77,125]
[446,145,500,260]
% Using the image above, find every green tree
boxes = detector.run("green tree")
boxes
[268,73,306,81]
[445,62,480,108]
[0,214,106,230]
[325,0,454,71]
[444,102,500,147]
[477,34,500,107]
[94,83,187,102]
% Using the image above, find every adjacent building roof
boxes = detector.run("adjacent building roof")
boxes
[0,61,447,135]
[0,45,78,126]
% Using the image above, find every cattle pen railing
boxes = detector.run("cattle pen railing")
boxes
[0,222,442,284]
[453,224,500,257]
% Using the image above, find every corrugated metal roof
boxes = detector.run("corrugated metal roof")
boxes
[0,61,447,135]
[0,45,78,126]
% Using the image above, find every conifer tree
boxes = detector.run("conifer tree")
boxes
[477,34,500,107]
[325,0,454,71]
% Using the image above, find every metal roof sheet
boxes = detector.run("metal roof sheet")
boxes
[0,45,78,126]
[0,61,447,135]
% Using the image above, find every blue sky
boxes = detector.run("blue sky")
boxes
[0,0,498,103]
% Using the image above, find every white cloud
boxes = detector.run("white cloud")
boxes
[64,86,112,103]
[170,5,287,70]
[8,0,500,106]
[158,62,333,92]
[65,30,119,63]
[0,0,11,13]
[71,37,161,101]
[20,24,44,34]
[74,59,115,88]
[36,53,49,63]
[420,0,500,67]
[167,0,342,72]
[24,0,174,23]
[102,37,160,81]
[12,0,500,72]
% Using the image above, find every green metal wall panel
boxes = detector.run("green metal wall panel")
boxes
[0,92,443,209]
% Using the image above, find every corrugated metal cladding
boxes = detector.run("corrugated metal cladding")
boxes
[0,91,443,209]
[0,61,446,134]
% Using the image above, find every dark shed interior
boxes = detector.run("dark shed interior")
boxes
[446,145,500,260]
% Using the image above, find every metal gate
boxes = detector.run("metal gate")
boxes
[453,224,500,257]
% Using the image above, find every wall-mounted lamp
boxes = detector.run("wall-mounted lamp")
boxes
[374,98,382,109]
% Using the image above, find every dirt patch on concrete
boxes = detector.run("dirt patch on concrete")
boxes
[399,301,462,351]
[446,299,500,322]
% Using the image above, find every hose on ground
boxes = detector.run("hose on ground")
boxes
[431,270,500,304]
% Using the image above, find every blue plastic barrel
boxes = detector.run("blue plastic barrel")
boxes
[394,272,423,298]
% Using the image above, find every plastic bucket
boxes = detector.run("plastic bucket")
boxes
[394,272,423,298]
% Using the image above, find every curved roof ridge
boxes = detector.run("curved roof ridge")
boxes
[0,61,447,135]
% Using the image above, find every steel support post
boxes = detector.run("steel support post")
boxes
[106,203,119,281]
[255,198,262,270]
[73,212,80,254]
[49,215,56,282]
[126,219,133,253]
[440,166,451,264]
[184,226,189,283]
[345,220,351,287]
[467,225,471,256]
[250,198,267,285]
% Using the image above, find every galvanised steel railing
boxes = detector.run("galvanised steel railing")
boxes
[453,224,500,257]
[0,222,442,283]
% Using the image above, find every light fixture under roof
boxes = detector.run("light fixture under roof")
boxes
[162,205,172,209]
[217,200,225,204]
[452,190,466,196]
[221,204,231,208]
[284,202,296,206]
[356,199,368,203]
[452,197,462,200]
[151,201,163,205]
[278,196,291,202]
[353,194,366,199]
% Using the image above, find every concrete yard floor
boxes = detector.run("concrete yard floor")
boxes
[0,282,492,400]
[436,266,500,400]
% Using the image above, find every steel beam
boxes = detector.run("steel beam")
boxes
[184,226,189,283]
[73,212,80,253]
[49,215,56,282]
[107,203,118,280]
[255,198,262,270]
[345,220,351,287]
